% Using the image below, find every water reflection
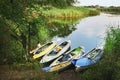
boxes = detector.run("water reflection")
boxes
[49,18,80,25]
[52,13,120,52]
[49,22,77,38]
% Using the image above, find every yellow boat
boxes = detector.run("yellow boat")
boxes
[30,44,46,54]
[33,41,57,59]
[42,46,85,72]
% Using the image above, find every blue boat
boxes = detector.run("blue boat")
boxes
[71,47,104,71]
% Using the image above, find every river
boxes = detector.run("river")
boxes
[52,13,120,52]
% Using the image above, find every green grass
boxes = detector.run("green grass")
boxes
[42,7,86,17]
[105,25,120,54]
[42,6,99,18]
[27,5,99,20]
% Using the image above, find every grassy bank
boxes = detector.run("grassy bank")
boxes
[42,7,99,19]
[25,5,99,25]
[26,5,100,21]
[79,25,120,80]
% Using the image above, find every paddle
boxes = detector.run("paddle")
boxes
[71,59,78,65]
[42,66,51,71]
[56,38,62,42]
[52,37,62,43]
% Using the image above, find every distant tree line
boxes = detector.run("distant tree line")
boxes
[99,6,120,14]
[35,0,76,8]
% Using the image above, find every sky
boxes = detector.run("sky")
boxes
[75,0,120,6]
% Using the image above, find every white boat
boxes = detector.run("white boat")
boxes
[40,40,71,63]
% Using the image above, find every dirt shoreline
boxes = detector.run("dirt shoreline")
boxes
[0,65,81,80]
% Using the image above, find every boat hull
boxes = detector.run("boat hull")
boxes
[40,40,71,63]
[33,41,57,59]
[72,47,103,71]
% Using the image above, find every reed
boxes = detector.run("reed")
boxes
[27,5,100,20]
[42,7,99,19]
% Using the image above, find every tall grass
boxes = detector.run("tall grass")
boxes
[42,7,99,19]
[27,5,100,20]
[105,25,120,54]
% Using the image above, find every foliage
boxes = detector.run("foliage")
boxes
[36,0,76,8]
[0,0,52,64]
[0,0,36,21]
[0,16,11,64]
[99,6,120,14]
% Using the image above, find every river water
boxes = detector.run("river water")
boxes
[52,13,120,52]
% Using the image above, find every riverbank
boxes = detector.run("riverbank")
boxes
[0,64,59,80]
[41,6,99,19]
[26,5,100,21]
[0,65,80,80]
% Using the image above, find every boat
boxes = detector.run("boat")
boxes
[42,46,85,72]
[33,41,57,59]
[71,47,104,71]
[40,40,71,63]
